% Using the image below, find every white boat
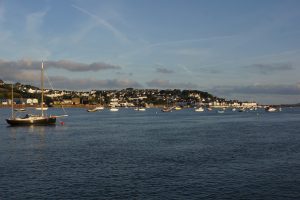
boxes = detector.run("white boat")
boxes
[174,106,182,110]
[217,110,225,113]
[14,108,26,112]
[87,106,104,112]
[36,107,48,111]
[110,107,119,112]
[265,106,277,112]
[136,107,146,111]
[195,107,204,112]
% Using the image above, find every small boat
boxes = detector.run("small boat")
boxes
[36,107,48,111]
[135,107,146,111]
[161,98,173,112]
[217,110,225,114]
[87,106,104,112]
[265,106,277,112]
[238,108,245,112]
[232,108,236,112]
[195,107,204,112]
[174,106,182,110]
[14,108,26,112]
[134,99,146,111]
[110,107,119,112]
[161,107,172,112]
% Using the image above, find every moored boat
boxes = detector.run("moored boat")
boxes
[265,106,277,112]
[161,107,173,112]
[110,107,119,112]
[36,107,48,111]
[87,106,104,112]
[6,114,56,126]
[174,106,182,110]
[6,62,66,126]
[14,108,26,112]
[195,107,204,112]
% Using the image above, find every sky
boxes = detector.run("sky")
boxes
[0,0,299,104]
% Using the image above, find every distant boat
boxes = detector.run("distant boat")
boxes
[174,106,182,110]
[195,107,204,112]
[14,108,26,112]
[161,107,172,112]
[110,107,119,112]
[161,98,173,112]
[265,106,277,112]
[36,107,48,111]
[135,107,146,111]
[87,106,104,112]
[238,108,245,112]
[217,110,225,114]
[6,62,62,126]
[134,99,146,111]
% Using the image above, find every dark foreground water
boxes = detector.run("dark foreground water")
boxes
[0,107,300,199]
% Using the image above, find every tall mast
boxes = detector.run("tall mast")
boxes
[11,84,14,118]
[41,61,44,117]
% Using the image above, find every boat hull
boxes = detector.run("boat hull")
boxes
[6,117,56,126]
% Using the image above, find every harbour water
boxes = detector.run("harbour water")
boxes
[0,108,300,199]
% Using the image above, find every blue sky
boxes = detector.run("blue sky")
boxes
[0,0,300,104]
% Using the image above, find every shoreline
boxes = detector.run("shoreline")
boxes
[1,104,297,109]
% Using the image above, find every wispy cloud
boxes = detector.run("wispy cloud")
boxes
[148,35,234,48]
[46,60,121,72]
[245,62,294,75]
[51,76,142,90]
[211,83,300,96]
[0,59,121,73]
[72,4,130,44]
[147,79,198,89]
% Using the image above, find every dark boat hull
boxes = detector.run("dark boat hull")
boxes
[6,117,56,126]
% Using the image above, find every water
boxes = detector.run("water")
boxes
[0,108,300,199]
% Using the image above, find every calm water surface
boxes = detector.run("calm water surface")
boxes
[0,108,300,199]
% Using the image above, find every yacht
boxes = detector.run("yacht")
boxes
[195,107,204,112]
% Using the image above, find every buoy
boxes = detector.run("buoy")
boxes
[60,121,65,125]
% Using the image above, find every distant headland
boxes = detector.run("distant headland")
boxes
[0,80,297,108]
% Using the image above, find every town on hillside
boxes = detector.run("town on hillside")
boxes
[0,80,258,109]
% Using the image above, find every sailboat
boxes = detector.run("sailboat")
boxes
[134,99,146,111]
[161,98,173,112]
[87,94,105,112]
[6,62,59,126]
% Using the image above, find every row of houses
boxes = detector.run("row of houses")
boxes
[1,98,39,105]
[1,80,258,107]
